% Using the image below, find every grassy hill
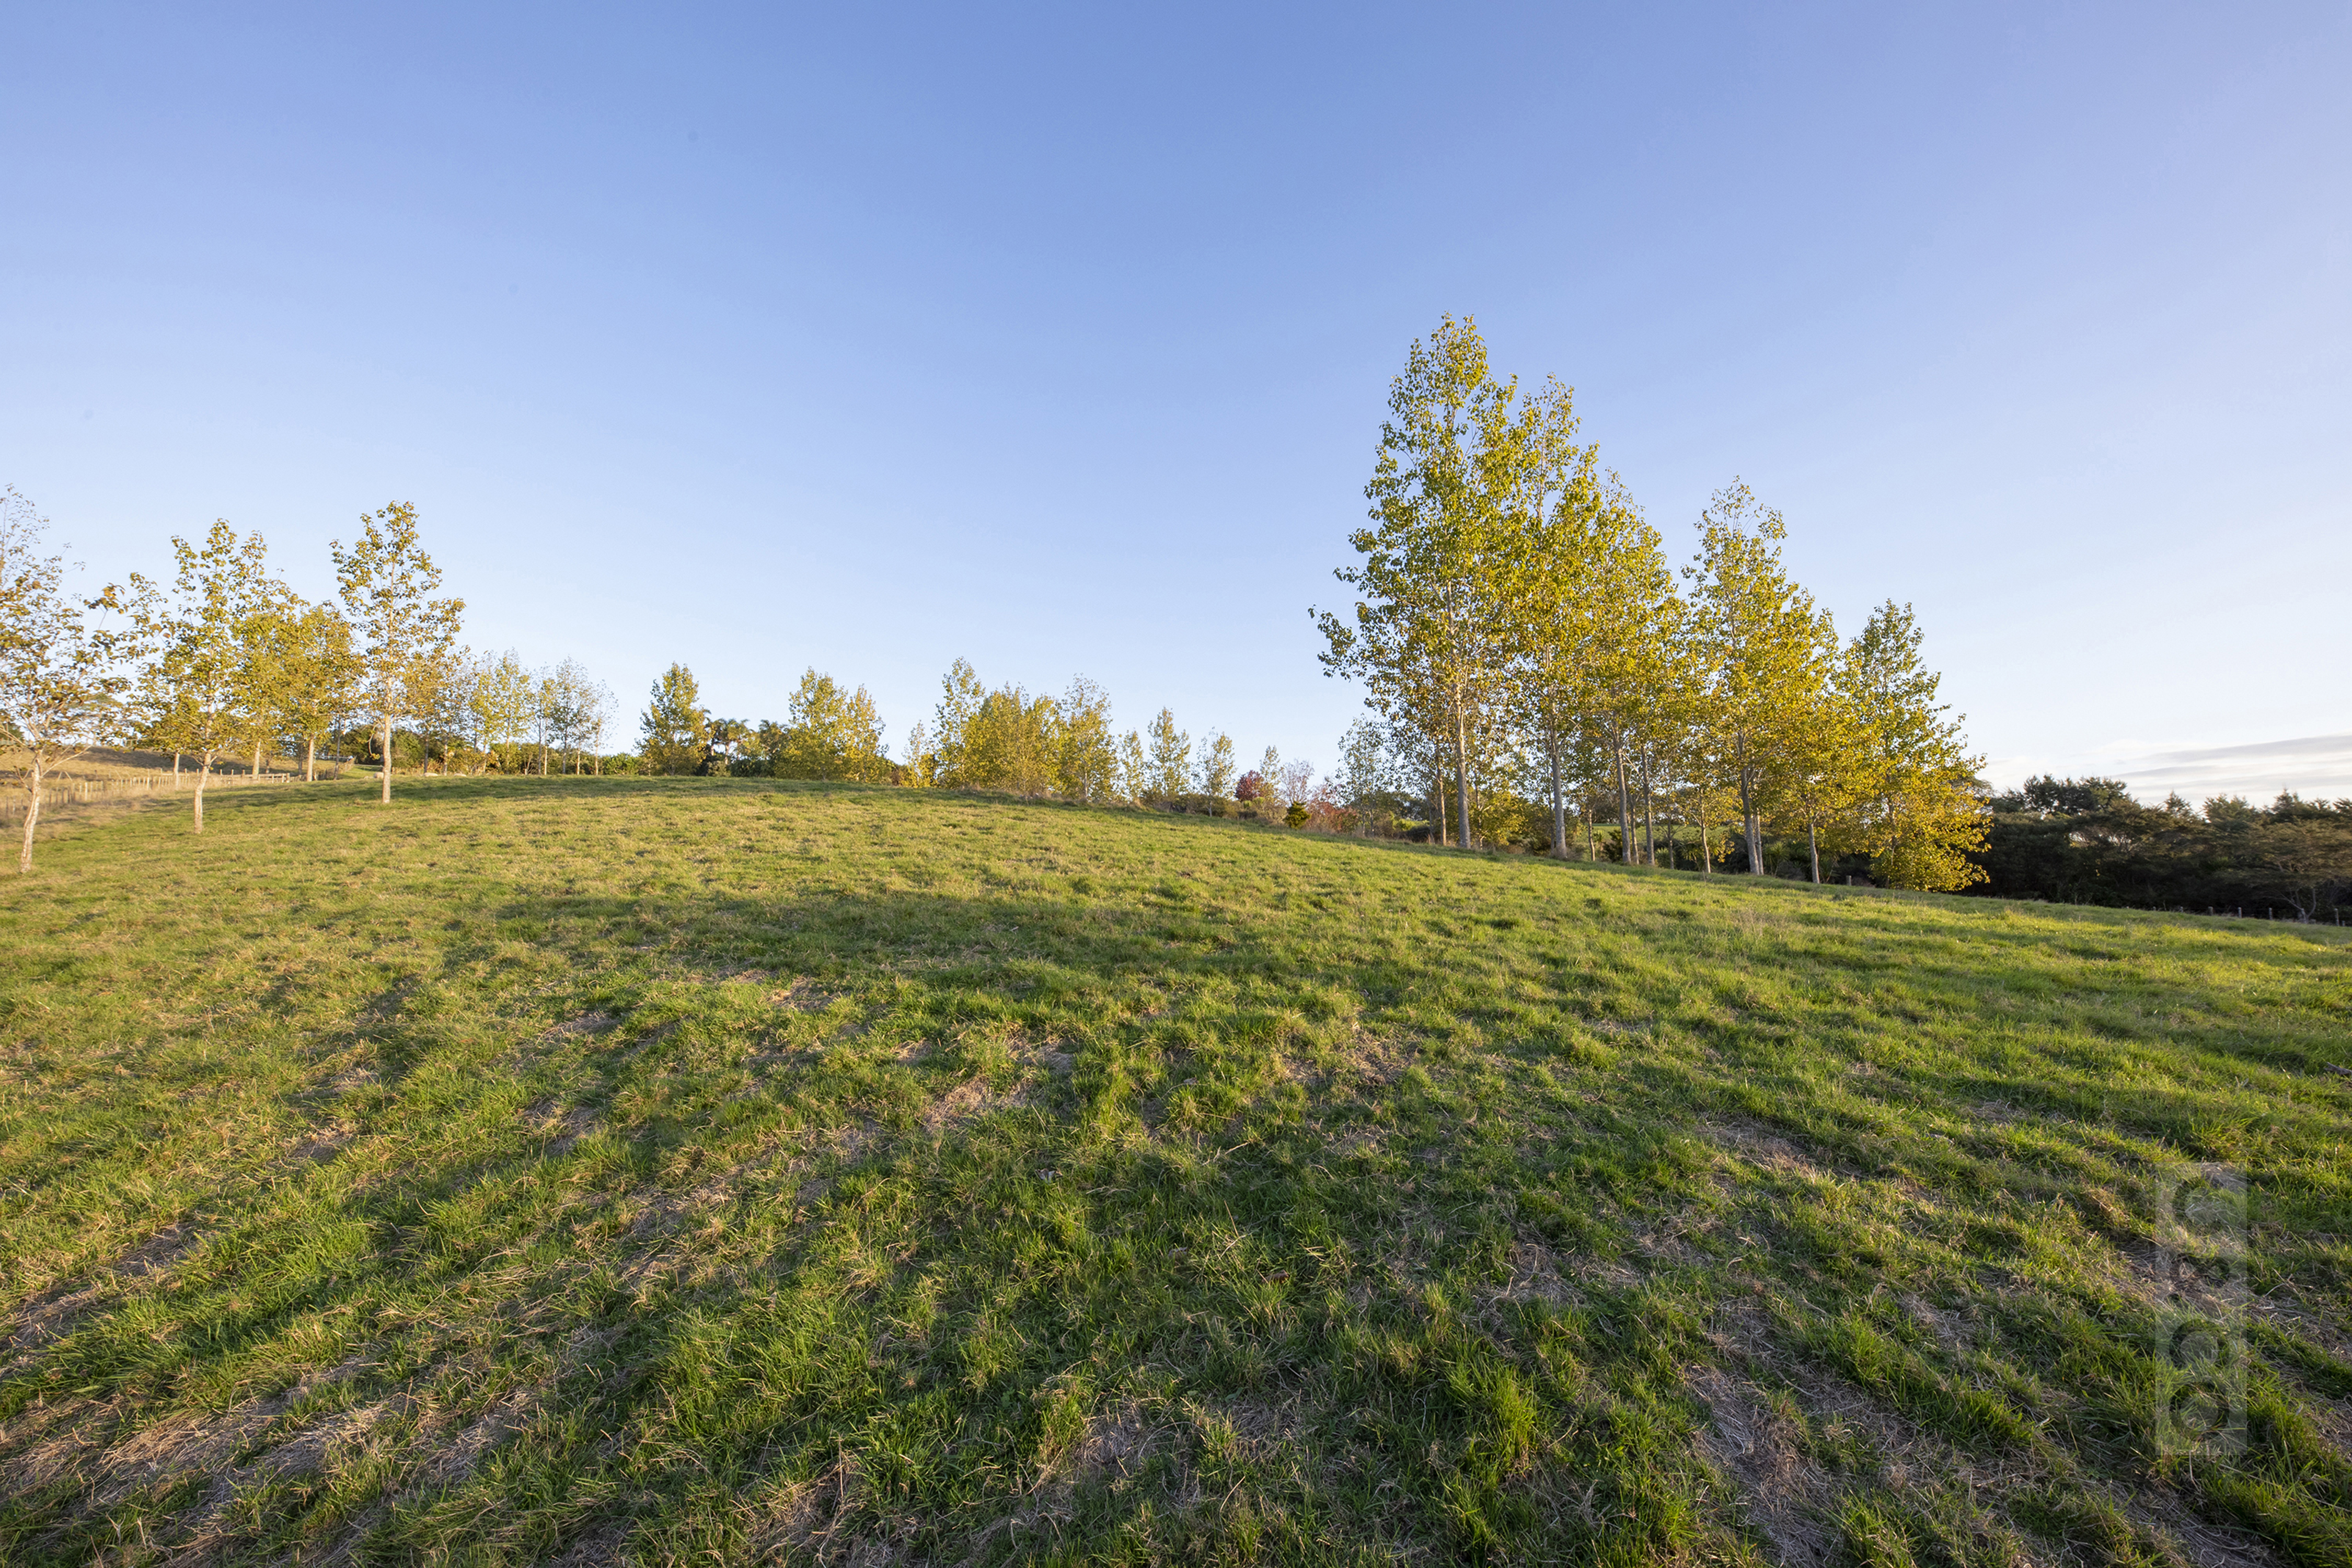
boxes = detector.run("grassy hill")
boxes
[1,777,2347,1566]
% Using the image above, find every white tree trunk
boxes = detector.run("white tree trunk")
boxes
[19,757,43,873]
[1546,726,1566,860]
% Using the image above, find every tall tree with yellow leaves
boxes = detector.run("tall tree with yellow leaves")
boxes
[1319,316,1512,849]
[1838,601,1987,890]
[1685,482,1837,875]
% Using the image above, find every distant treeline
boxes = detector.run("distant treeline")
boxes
[631,659,1341,826]
[1971,777,2351,922]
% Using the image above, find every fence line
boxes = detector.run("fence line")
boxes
[0,769,308,823]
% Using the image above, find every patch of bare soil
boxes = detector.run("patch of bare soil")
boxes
[1700,1119,1832,1182]
[922,1075,1029,1133]
[769,979,836,1013]
[523,1094,603,1156]
[1691,1365,1838,1567]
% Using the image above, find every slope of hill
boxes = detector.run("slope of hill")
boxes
[1,778,2346,1566]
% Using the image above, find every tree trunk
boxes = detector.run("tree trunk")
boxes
[379,714,394,804]
[1452,701,1473,852]
[1700,806,1712,877]
[1808,819,1821,883]
[1546,725,1566,860]
[251,742,263,777]
[1735,732,1762,874]
[304,736,316,783]
[172,751,181,786]
[1431,757,1447,846]
[19,757,43,873]
[1615,731,1635,865]
[194,755,212,833]
[1583,797,1593,861]
[1641,743,1657,868]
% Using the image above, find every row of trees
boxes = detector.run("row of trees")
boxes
[633,658,1343,825]
[0,488,620,870]
[640,664,893,781]
[1975,778,2352,921]
[443,650,616,777]
[1314,317,1987,890]
[0,492,464,863]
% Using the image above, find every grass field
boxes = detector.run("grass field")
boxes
[1,777,2347,1566]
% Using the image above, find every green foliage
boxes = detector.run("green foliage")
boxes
[1324,322,1987,883]
[1979,780,2352,919]
[639,661,709,775]
[1145,706,1190,800]
[330,501,465,805]
[765,667,890,782]
[1197,730,1237,798]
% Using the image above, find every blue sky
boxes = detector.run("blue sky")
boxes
[5,4,2347,800]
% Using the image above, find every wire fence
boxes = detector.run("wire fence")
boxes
[0,769,308,824]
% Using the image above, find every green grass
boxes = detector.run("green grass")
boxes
[1,776,2347,1565]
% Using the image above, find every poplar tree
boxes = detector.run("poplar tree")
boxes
[1146,709,1190,800]
[1839,601,1988,890]
[1055,676,1119,803]
[332,502,464,804]
[640,663,709,775]
[1197,732,1237,798]
[0,488,140,871]
[1685,482,1836,874]
[1335,718,1388,835]
[1116,730,1147,804]
[779,668,888,781]
[1319,316,1511,849]
[1253,745,1285,813]
[928,659,987,783]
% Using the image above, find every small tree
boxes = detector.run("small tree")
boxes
[640,663,709,775]
[0,488,140,871]
[130,520,275,833]
[1197,731,1237,798]
[1241,745,1283,814]
[1838,601,1987,891]
[1335,718,1389,835]
[1056,676,1119,803]
[900,720,934,786]
[1116,729,1147,804]
[569,668,615,775]
[467,650,537,773]
[1145,709,1190,800]
[333,502,465,804]
[777,668,889,781]
[273,602,358,781]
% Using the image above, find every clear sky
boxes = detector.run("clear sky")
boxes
[5,4,2347,802]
